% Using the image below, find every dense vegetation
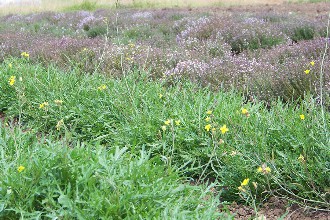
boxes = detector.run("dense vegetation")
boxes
[0,2,329,219]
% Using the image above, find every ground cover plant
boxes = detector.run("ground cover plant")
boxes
[0,1,330,219]
[0,3,329,105]
[0,123,223,219]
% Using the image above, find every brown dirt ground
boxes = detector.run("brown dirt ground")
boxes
[197,177,329,219]
[226,197,330,220]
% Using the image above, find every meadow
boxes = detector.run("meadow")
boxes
[0,1,329,219]
[0,0,326,15]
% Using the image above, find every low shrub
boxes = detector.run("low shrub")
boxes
[291,25,315,42]
[86,25,107,38]
[0,10,329,105]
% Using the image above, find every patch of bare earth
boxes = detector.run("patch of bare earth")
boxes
[225,197,330,220]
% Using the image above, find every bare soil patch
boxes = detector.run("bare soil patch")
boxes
[225,197,330,220]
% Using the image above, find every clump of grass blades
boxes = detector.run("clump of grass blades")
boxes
[0,125,223,219]
[0,59,329,210]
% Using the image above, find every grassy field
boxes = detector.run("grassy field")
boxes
[0,0,327,15]
[1,57,328,219]
[0,1,329,219]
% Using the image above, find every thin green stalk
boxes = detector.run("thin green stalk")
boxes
[320,12,330,143]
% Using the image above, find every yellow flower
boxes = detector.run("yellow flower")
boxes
[304,69,310,74]
[300,114,305,120]
[238,186,246,192]
[310,61,315,66]
[17,165,25,173]
[220,124,229,134]
[128,43,135,48]
[98,85,107,91]
[265,167,271,173]
[8,63,12,68]
[298,154,305,163]
[8,76,16,86]
[241,108,248,115]
[175,120,180,126]
[39,102,49,109]
[205,117,211,122]
[241,178,249,186]
[21,52,29,58]
[159,94,163,99]
[257,167,263,173]
[212,128,216,132]
[54,99,63,105]
[206,110,212,115]
[161,125,167,131]
[257,164,271,174]
[205,124,211,132]
[164,119,171,126]
[56,119,64,131]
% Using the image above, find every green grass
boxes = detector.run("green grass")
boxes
[0,0,320,17]
[0,57,329,218]
[64,0,98,12]
[0,127,224,219]
[1,0,329,16]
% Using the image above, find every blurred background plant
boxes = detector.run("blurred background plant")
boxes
[0,7,328,106]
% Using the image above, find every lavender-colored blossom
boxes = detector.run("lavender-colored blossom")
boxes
[131,11,153,19]
[78,15,96,29]
[0,8,328,103]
